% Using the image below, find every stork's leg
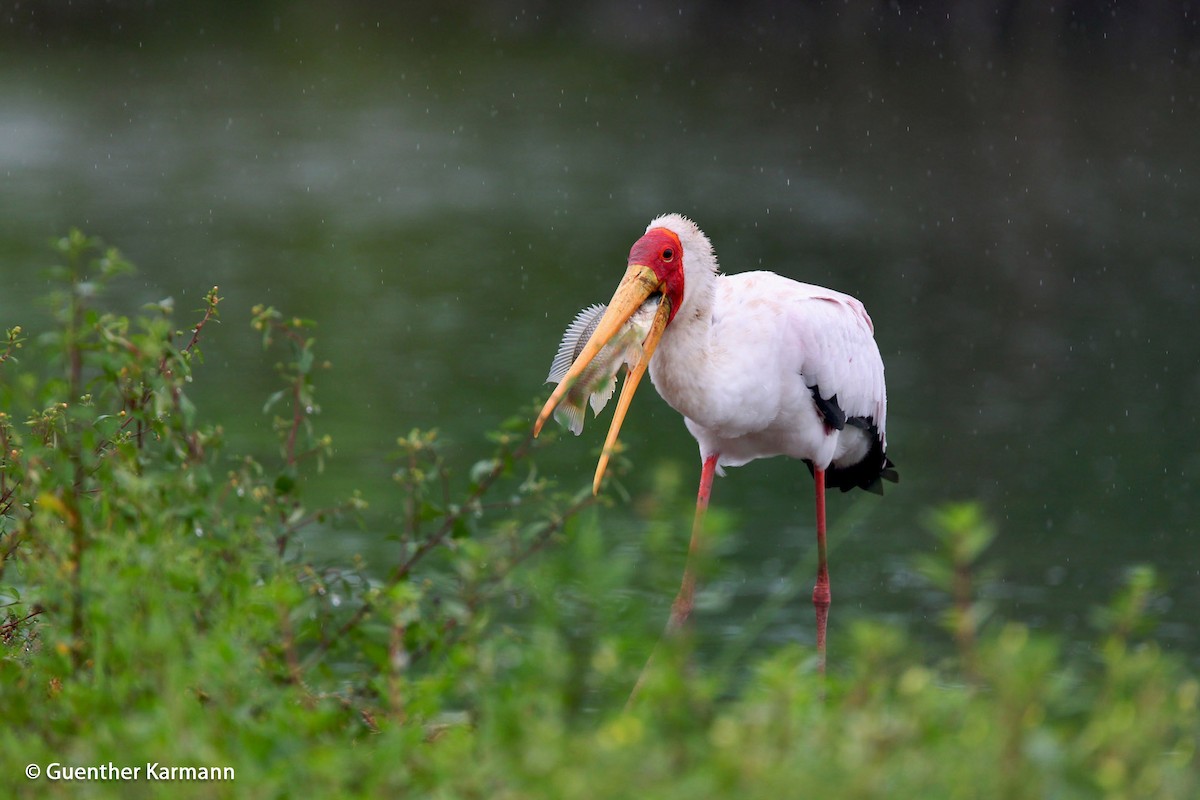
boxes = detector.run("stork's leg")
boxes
[666,453,720,633]
[628,453,719,706]
[812,467,830,674]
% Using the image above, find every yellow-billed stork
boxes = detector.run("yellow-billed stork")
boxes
[535,213,897,673]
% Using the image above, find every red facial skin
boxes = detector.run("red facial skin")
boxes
[627,227,685,323]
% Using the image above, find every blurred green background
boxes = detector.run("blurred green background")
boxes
[2,1,1197,660]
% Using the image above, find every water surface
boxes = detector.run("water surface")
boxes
[2,7,1197,661]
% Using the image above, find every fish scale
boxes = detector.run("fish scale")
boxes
[545,299,659,435]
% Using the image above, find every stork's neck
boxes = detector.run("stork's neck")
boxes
[669,277,716,337]
[648,270,718,418]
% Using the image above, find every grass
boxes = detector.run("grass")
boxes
[0,231,1196,798]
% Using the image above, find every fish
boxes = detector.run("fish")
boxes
[545,298,659,435]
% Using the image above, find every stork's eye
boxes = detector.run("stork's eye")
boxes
[662,248,674,262]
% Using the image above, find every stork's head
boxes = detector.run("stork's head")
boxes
[624,213,717,324]
[534,213,717,493]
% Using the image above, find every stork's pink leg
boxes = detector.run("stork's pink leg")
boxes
[666,453,719,633]
[628,454,720,706]
[812,467,830,674]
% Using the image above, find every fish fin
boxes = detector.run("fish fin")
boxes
[588,375,618,416]
[546,304,607,383]
[553,400,587,436]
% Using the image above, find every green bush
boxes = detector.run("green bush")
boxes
[1,232,1196,798]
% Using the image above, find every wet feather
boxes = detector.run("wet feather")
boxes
[546,299,658,434]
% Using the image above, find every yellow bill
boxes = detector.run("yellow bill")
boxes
[535,263,672,494]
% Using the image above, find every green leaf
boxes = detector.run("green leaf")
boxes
[263,389,286,414]
[275,473,296,495]
[296,348,314,376]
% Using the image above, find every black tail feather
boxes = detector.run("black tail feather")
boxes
[804,417,897,495]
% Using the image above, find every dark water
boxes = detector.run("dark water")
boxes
[2,6,1198,661]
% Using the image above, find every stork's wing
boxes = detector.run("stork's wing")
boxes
[788,289,888,445]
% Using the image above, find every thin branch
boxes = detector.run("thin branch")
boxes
[301,429,539,671]
[390,430,534,584]
[284,374,305,468]
[277,602,305,686]
[0,528,26,583]
[0,607,45,641]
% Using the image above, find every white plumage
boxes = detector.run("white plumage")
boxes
[608,213,892,488]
